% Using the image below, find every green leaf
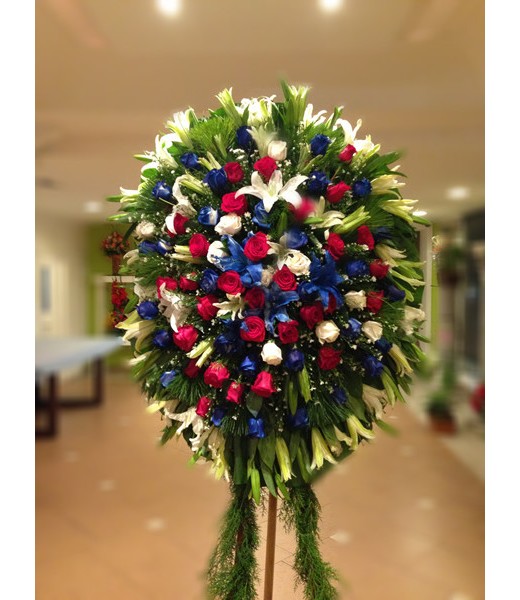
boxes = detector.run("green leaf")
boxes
[249,464,261,504]
[275,473,290,500]
[258,433,276,468]
[375,419,400,436]
[246,393,263,417]
[260,462,277,498]
[289,431,301,462]
[233,437,247,485]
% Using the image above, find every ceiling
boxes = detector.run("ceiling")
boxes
[36,0,485,225]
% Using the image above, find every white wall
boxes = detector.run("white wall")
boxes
[35,212,87,337]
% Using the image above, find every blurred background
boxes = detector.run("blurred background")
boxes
[35,1,485,599]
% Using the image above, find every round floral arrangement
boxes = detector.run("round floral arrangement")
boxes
[111,83,428,599]
[101,230,128,255]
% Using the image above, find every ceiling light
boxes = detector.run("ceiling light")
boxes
[412,210,428,217]
[319,0,343,12]
[446,186,470,200]
[156,0,181,16]
[84,201,102,214]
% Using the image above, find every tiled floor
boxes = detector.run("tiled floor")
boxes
[36,371,484,600]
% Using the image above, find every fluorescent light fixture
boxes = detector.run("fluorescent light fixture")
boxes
[412,210,428,217]
[446,186,470,200]
[84,201,102,214]
[319,0,343,12]
[156,0,181,16]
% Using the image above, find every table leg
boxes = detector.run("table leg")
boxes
[36,374,58,438]
[93,358,104,406]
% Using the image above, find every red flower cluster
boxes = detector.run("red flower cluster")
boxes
[102,231,128,256]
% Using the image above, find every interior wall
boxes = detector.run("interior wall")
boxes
[35,212,87,337]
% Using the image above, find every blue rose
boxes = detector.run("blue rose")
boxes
[215,332,245,356]
[375,337,393,354]
[252,201,271,229]
[153,329,171,349]
[156,239,173,256]
[345,259,370,278]
[152,181,172,201]
[286,407,309,429]
[211,407,226,427]
[200,268,219,294]
[344,318,362,340]
[204,168,229,196]
[352,178,372,198]
[137,301,159,320]
[139,241,157,255]
[198,206,220,226]
[285,227,308,249]
[180,152,201,170]
[236,125,254,151]
[284,349,305,372]
[386,285,406,302]
[307,171,331,195]
[248,417,266,438]
[240,355,259,377]
[332,387,348,404]
[373,226,392,244]
[160,370,177,388]
[310,134,331,156]
[364,355,384,377]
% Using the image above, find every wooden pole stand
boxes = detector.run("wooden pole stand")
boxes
[263,494,278,600]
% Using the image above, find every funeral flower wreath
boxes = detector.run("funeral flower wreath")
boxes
[110,83,428,599]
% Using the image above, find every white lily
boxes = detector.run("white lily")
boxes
[303,103,328,127]
[374,244,407,267]
[115,311,154,352]
[249,125,276,157]
[134,279,157,301]
[164,406,205,438]
[362,385,388,419]
[239,95,276,126]
[213,293,246,320]
[158,288,191,331]
[371,173,405,196]
[381,198,418,224]
[166,108,196,148]
[333,425,353,447]
[306,197,344,229]
[346,415,376,450]
[153,133,179,169]
[353,136,380,158]
[124,249,139,265]
[335,117,362,145]
[400,306,426,336]
[388,344,414,376]
[236,170,307,213]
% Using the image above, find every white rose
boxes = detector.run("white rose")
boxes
[362,321,383,342]
[207,240,228,266]
[261,341,283,366]
[261,267,275,287]
[135,221,155,239]
[345,290,366,310]
[200,207,219,226]
[315,320,340,345]
[267,140,287,161]
[214,213,242,235]
[280,250,311,276]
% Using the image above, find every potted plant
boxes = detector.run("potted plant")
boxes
[426,362,457,434]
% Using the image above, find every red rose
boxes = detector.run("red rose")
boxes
[272,265,297,291]
[357,225,375,250]
[326,182,351,204]
[204,362,230,388]
[179,275,199,291]
[277,320,300,344]
[226,381,246,404]
[300,302,324,329]
[254,156,278,180]
[197,295,219,320]
[156,276,178,298]
[189,233,210,257]
[243,232,270,262]
[251,371,277,398]
[290,197,316,222]
[245,287,265,309]
[240,316,266,343]
[369,260,390,279]
[217,270,244,295]
[324,293,337,315]
[318,346,342,370]
[366,290,384,313]
[339,144,357,163]
[324,232,345,260]
[196,396,212,417]
[184,359,201,379]
[173,325,199,352]
[221,192,248,215]
[166,213,189,236]
[223,161,244,183]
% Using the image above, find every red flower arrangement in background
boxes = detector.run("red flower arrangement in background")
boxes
[102,231,128,256]
[109,282,129,327]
